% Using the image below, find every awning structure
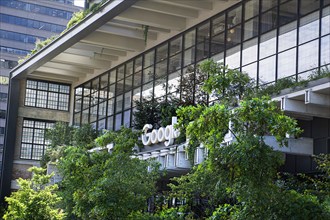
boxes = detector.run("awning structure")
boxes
[10,0,240,85]
[273,78,330,119]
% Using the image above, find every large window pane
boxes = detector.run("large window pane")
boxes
[117,66,125,80]
[228,5,242,26]
[184,29,196,49]
[196,42,210,61]
[124,92,131,110]
[144,50,155,67]
[197,22,210,43]
[278,48,296,79]
[261,8,278,33]
[321,35,330,66]
[109,70,116,84]
[25,79,70,111]
[156,44,168,62]
[260,30,277,59]
[167,71,180,95]
[107,98,115,116]
[90,105,97,122]
[226,25,242,48]
[245,0,259,20]
[116,80,124,95]
[116,95,123,113]
[321,7,330,36]
[242,62,257,80]
[300,0,320,16]
[107,116,113,131]
[154,77,166,98]
[125,75,133,91]
[278,21,297,51]
[20,119,54,160]
[135,56,143,73]
[184,48,195,66]
[226,45,241,69]
[242,38,258,65]
[100,73,109,88]
[108,84,115,99]
[132,88,141,106]
[98,101,107,119]
[126,61,133,76]
[259,55,276,84]
[134,71,142,87]
[212,14,225,36]
[142,82,153,100]
[170,37,182,56]
[299,12,319,44]
[279,0,297,26]
[262,0,277,12]
[143,66,154,83]
[123,110,131,128]
[169,53,181,73]
[115,113,122,131]
[244,17,258,40]
[211,32,225,54]
[155,60,168,78]
[298,40,319,73]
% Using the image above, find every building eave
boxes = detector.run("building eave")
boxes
[10,0,240,84]
[10,0,138,81]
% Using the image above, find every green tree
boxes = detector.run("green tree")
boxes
[58,127,160,219]
[42,123,98,167]
[166,60,329,219]
[3,167,65,220]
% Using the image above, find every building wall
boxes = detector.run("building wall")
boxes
[0,0,81,192]
[11,79,70,181]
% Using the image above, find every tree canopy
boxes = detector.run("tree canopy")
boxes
[3,167,65,220]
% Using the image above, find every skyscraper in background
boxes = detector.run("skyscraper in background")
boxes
[0,0,81,179]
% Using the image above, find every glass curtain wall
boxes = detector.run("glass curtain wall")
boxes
[74,0,330,131]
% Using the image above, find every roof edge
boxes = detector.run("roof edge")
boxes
[10,0,138,80]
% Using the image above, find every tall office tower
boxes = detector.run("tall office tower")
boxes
[0,0,81,183]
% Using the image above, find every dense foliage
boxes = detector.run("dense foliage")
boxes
[155,60,330,219]
[41,123,98,167]
[3,167,64,220]
[57,127,160,219]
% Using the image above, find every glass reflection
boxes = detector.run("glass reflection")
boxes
[299,12,319,44]
[154,77,166,98]
[245,0,259,20]
[242,38,257,65]
[279,0,297,26]
[321,7,330,36]
[124,110,131,128]
[242,62,257,80]
[260,30,277,59]
[321,35,330,66]
[226,45,241,69]
[278,48,296,79]
[244,17,258,40]
[278,21,297,52]
[259,55,276,84]
[298,40,319,73]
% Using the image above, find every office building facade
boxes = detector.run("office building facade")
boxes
[2,0,330,200]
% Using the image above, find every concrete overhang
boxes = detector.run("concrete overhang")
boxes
[10,0,241,85]
[272,77,330,119]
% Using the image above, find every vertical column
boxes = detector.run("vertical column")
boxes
[0,77,20,202]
